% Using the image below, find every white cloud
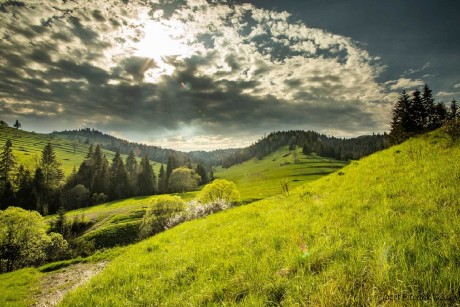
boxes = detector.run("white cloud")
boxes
[386,78,425,91]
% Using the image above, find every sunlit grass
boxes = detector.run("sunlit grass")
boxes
[0,268,40,307]
[215,146,347,201]
[60,131,460,305]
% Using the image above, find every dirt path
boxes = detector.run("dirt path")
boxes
[33,262,108,307]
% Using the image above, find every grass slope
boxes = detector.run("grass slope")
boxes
[0,126,162,175]
[51,147,344,246]
[215,146,347,201]
[61,131,460,305]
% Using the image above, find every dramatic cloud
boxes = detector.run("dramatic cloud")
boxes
[1,0,457,150]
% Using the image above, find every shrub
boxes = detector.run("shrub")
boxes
[443,118,460,143]
[45,232,70,262]
[139,196,185,239]
[0,207,51,272]
[82,221,141,249]
[197,179,240,204]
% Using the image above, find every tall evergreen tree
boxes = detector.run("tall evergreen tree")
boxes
[137,155,155,196]
[165,155,176,192]
[195,163,208,186]
[409,89,425,133]
[389,91,412,144]
[421,84,435,130]
[14,166,35,210]
[32,168,47,214]
[40,142,64,189]
[109,151,129,200]
[0,139,16,186]
[158,164,167,194]
[433,102,448,128]
[0,181,15,210]
[125,150,138,196]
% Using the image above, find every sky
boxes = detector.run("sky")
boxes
[1,0,459,151]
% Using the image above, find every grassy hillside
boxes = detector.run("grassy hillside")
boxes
[215,146,347,201]
[44,147,343,249]
[60,131,460,305]
[0,126,162,175]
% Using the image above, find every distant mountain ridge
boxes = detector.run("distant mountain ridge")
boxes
[51,128,388,167]
[51,128,238,166]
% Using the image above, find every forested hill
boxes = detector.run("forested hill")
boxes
[52,129,388,168]
[221,130,389,168]
[51,129,237,166]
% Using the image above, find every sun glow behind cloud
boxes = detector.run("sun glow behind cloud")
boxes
[134,15,195,82]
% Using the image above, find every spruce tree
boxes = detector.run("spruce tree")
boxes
[195,163,208,186]
[158,164,167,194]
[421,84,435,130]
[125,150,138,196]
[389,91,412,144]
[33,168,47,214]
[14,166,34,210]
[109,151,129,200]
[165,155,176,192]
[40,142,64,189]
[409,89,425,133]
[0,139,15,186]
[137,155,154,196]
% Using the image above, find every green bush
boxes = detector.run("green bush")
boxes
[81,221,142,249]
[139,196,185,239]
[197,179,240,204]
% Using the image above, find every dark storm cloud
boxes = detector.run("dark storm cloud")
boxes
[1,0,457,150]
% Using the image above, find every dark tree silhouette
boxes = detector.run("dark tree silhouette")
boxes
[13,120,21,129]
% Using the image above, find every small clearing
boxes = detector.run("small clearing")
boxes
[33,262,107,307]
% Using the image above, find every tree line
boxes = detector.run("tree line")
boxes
[221,130,388,168]
[389,84,458,144]
[51,128,237,166]
[0,141,212,214]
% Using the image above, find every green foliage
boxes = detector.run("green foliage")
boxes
[45,232,70,262]
[81,221,141,249]
[39,142,64,188]
[168,167,200,193]
[60,184,90,210]
[443,118,460,143]
[390,85,448,144]
[139,195,185,239]
[0,207,49,272]
[61,131,460,306]
[197,179,239,204]
[0,139,15,185]
[136,155,155,196]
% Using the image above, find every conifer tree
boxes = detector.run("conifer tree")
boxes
[195,163,208,186]
[158,164,167,194]
[40,142,64,189]
[421,84,435,130]
[137,155,155,196]
[389,91,412,144]
[409,89,425,133]
[0,139,15,186]
[165,155,176,192]
[14,166,34,210]
[125,150,138,196]
[109,151,129,200]
[32,168,47,214]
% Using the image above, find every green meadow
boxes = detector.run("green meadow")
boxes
[215,146,347,201]
[56,130,460,306]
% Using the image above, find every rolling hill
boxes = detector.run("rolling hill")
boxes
[0,126,163,176]
[57,130,460,305]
